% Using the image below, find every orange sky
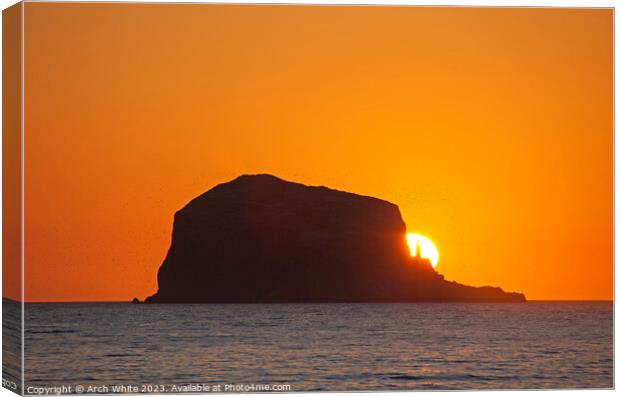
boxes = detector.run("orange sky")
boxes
[16,4,612,302]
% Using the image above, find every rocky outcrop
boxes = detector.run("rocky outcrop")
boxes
[145,174,525,303]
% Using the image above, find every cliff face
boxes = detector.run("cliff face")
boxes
[145,174,525,303]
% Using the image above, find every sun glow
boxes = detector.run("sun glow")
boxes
[406,233,439,268]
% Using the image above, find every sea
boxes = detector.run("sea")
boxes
[4,301,614,393]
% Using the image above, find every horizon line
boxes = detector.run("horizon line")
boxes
[2,297,614,304]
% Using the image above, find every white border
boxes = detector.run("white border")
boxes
[14,0,618,6]
[19,0,24,394]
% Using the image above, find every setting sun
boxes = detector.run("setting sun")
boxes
[406,233,439,268]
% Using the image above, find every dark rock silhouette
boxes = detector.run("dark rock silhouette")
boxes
[145,174,525,303]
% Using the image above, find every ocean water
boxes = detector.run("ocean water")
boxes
[19,302,613,392]
[3,299,22,393]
